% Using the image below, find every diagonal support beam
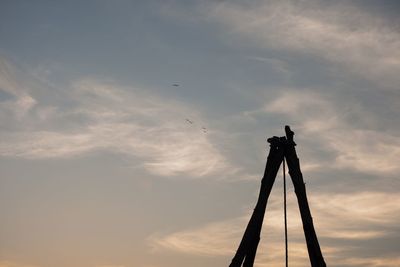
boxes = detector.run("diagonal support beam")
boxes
[284,126,326,267]
[229,126,326,267]
[229,137,285,267]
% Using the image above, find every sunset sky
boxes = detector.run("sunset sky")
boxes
[1,1,400,267]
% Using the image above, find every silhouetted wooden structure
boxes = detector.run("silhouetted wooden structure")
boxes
[229,126,326,267]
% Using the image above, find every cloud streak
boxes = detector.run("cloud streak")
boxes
[208,0,400,89]
[150,190,400,266]
[263,90,400,175]
[0,60,233,178]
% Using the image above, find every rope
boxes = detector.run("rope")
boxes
[283,158,288,267]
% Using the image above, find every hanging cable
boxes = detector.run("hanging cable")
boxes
[283,158,288,267]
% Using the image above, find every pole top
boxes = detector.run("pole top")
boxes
[285,125,296,146]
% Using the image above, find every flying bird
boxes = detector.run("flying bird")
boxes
[202,127,207,133]
[185,118,193,124]
[172,84,180,87]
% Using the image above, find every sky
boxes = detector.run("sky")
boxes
[1,0,400,266]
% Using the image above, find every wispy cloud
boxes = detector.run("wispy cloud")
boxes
[0,59,233,178]
[149,190,400,265]
[336,257,400,267]
[148,216,245,256]
[261,90,400,175]
[148,212,317,266]
[207,0,400,89]
[0,58,37,119]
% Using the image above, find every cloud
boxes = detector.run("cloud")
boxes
[148,211,315,266]
[0,58,38,119]
[149,190,400,265]
[336,257,400,267]
[0,60,233,178]
[207,0,400,89]
[261,90,400,175]
[148,216,245,256]
[310,192,400,238]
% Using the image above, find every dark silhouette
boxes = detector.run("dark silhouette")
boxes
[185,118,193,124]
[229,126,326,267]
[172,83,180,87]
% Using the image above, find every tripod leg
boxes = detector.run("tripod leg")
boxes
[242,236,259,267]
[229,137,285,267]
[284,126,326,267]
